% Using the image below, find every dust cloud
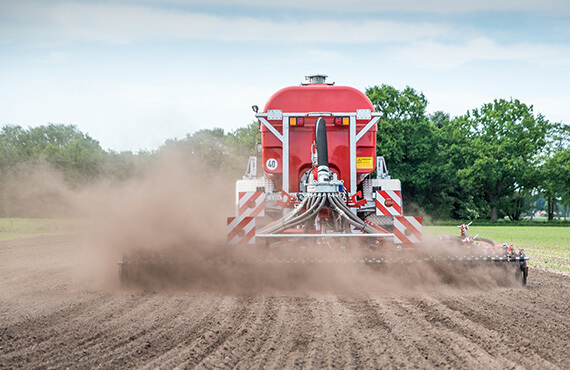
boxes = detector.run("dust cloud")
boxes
[0,161,76,218]
[1,150,522,295]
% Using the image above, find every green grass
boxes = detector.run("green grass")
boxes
[0,218,71,241]
[425,226,570,273]
[429,219,570,226]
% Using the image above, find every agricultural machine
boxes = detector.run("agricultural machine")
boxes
[228,74,418,248]
[226,74,529,283]
[119,74,529,286]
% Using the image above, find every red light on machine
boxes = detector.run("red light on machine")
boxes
[334,117,350,126]
[385,198,394,207]
[289,117,304,126]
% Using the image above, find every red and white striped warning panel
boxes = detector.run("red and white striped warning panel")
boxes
[394,216,422,244]
[375,190,402,216]
[238,191,265,218]
[227,216,256,245]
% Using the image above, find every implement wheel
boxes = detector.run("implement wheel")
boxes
[521,266,528,286]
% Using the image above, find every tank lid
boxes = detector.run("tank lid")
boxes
[302,74,334,85]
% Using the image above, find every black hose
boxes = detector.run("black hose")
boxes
[315,117,329,169]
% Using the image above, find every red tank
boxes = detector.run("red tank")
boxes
[260,79,377,193]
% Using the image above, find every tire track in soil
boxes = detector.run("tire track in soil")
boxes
[1,294,222,369]
[367,296,509,368]
[253,297,315,369]
[241,296,293,369]
[191,296,266,369]
[85,295,230,368]
[76,296,214,366]
[407,295,560,369]
[306,297,350,369]
[191,296,292,369]
[337,297,404,368]
[317,297,364,369]
[348,297,442,368]
[185,296,267,369]
[1,294,113,365]
[30,295,173,368]
[390,296,522,368]
[139,295,247,369]
[435,271,570,368]
[42,296,164,367]
[78,295,222,368]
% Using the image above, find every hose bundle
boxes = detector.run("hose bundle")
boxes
[259,192,376,235]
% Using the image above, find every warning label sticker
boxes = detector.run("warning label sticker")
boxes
[356,157,374,170]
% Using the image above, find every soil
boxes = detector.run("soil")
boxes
[1,235,569,369]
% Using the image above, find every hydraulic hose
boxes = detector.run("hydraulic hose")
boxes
[259,194,324,234]
[315,117,329,169]
[261,191,380,235]
[328,194,376,233]
[259,196,309,234]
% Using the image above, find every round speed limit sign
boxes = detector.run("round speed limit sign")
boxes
[266,158,278,171]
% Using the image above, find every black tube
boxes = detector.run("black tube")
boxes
[315,117,329,168]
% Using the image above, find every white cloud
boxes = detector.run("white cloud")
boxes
[1,1,452,45]
[136,0,570,14]
[395,38,570,69]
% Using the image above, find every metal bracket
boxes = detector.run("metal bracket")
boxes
[377,156,390,179]
[356,116,380,142]
[243,156,257,179]
[257,116,283,142]
[267,110,283,120]
[356,109,371,120]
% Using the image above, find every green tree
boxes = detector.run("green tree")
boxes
[541,146,570,220]
[366,85,447,216]
[162,123,261,179]
[0,124,105,184]
[227,121,261,157]
[430,111,451,129]
[451,99,550,221]
[436,114,488,219]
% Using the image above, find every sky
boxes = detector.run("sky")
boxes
[1,0,569,152]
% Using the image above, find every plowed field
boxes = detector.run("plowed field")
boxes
[1,236,569,369]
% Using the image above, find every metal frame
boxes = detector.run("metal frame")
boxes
[256,110,382,197]
[256,233,394,239]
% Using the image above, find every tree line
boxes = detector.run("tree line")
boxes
[367,85,569,221]
[1,85,568,220]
